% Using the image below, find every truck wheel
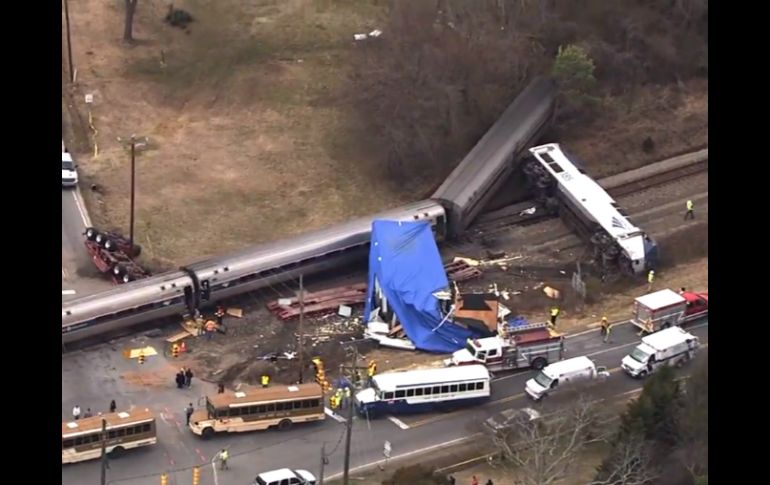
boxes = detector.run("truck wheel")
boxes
[104,239,117,252]
[639,370,648,378]
[113,264,124,276]
[278,419,293,431]
[201,427,214,440]
[531,358,547,370]
[85,227,99,241]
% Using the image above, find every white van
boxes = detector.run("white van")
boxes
[621,326,699,378]
[525,356,609,401]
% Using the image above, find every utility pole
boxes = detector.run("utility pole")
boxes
[129,134,137,250]
[318,441,328,485]
[298,273,305,384]
[63,0,74,82]
[340,340,362,485]
[99,418,108,485]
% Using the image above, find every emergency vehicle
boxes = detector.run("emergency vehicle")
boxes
[445,322,564,371]
[631,289,708,333]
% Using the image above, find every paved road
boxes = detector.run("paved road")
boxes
[61,320,707,485]
[62,187,111,301]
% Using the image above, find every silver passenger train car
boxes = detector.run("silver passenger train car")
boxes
[63,200,446,343]
[432,77,557,238]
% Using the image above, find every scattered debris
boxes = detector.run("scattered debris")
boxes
[445,260,483,282]
[267,283,368,320]
[338,305,352,317]
[519,206,537,216]
[543,286,561,299]
[226,307,243,318]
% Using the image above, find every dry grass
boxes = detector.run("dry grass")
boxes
[64,0,708,269]
[66,0,407,267]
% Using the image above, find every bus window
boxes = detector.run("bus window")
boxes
[441,386,450,393]
[450,385,458,393]
[459,384,467,392]
[406,389,414,397]
[395,390,405,398]
[415,388,424,396]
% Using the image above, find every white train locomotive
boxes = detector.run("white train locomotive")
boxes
[523,144,658,274]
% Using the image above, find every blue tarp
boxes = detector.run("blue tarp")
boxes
[364,220,477,353]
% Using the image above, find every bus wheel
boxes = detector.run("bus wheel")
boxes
[531,358,547,370]
[278,419,293,431]
[109,446,125,458]
[201,427,214,440]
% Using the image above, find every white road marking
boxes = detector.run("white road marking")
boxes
[387,416,411,430]
[326,433,482,480]
[324,407,347,423]
[62,290,76,295]
[71,188,91,227]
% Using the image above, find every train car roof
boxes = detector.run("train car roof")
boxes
[184,200,445,278]
[432,78,557,204]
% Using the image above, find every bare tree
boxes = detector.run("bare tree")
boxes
[589,437,660,485]
[124,0,139,42]
[492,396,611,485]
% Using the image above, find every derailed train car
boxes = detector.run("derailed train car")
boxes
[63,78,558,344]
[63,200,447,343]
[524,143,658,274]
[432,77,557,237]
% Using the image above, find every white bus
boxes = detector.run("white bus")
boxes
[62,409,157,464]
[355,364,491,418]
[189,383,325,439]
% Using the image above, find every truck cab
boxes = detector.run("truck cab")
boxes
[682,291,708,319]
[448,337,503,367]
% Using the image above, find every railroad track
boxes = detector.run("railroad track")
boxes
[471,149,708,236]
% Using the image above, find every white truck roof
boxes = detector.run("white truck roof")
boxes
[635,289,685,310]
[641,327,696,351]
[543,356,594,378]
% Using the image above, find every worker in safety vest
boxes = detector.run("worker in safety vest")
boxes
[205,320,216,340]
[329,393,340,410]
[219,449,229,470]
[600,316,611,343]
[684,200,694,220]
[647,270,655,291]
[261,374,270,388]
[367,361,377,385]
[343,386,351,409]
[549,307,560,327]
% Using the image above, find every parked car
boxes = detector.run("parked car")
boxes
[62,151,78,188]
[253,468,316,485]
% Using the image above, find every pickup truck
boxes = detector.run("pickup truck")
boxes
[631,289,708,333]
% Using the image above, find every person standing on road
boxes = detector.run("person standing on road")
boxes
[219,449,229,470]
[261,374,270,388]
[549,307,560,327]
[185,368,194,388]
[175,370,185,389]
[109,400,117,413]
[647,270,655,291]
[367,360,378,386]
[600,316,611,343]
[72,405,81,420]
[684,200,694,220]
[185,403,194,426]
